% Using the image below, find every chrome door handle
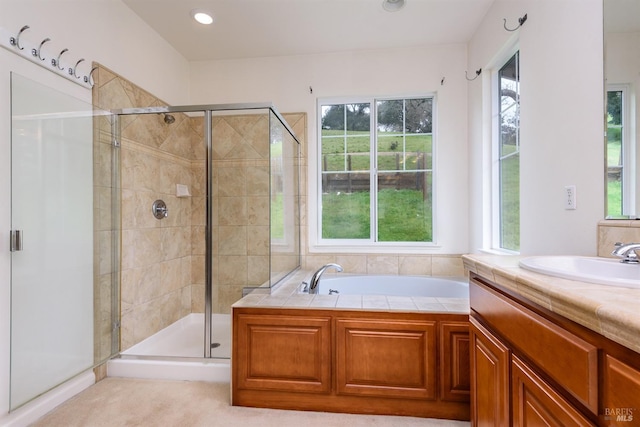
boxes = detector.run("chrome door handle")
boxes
[10,230,23,252]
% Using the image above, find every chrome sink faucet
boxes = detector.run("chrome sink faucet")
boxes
[308,263,343,294]
[611,242,640,263]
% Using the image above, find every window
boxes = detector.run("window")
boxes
[606,85,633,217]
[318,96,434,244]
[496,52,520,252]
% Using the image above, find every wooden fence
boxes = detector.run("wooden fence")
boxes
[321,153,431,199]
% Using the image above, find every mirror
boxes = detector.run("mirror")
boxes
[604,0,640,218]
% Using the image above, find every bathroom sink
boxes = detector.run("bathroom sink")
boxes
[519,256,640,289]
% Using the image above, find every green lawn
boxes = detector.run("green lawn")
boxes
[322,189,432,242]
[607,133,622,216]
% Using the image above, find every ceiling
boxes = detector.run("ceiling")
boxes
[122,0,495,61]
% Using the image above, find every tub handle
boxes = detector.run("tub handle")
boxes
[329,289,339,295]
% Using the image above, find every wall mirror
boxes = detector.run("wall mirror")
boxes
[604,0,640,218]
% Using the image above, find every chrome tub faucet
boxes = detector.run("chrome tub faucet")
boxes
[308,263,343,294]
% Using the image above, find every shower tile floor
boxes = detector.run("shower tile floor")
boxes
[121,313,231,359]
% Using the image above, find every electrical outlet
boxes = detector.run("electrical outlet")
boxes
[565,185,577,210]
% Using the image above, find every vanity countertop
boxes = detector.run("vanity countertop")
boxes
[462,254,640,354]
[232,268,469,314]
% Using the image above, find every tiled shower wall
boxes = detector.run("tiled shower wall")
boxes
[93,65,204,350]
[93,64,305,350]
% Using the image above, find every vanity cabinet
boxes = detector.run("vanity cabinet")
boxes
[470,317,509,426]
[233,307,471,420]
[469,273,640,426]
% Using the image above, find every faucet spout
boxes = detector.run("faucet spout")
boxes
[308,263,343,294]
[612,242,640,263]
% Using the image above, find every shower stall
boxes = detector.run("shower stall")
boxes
[108,104,301,365]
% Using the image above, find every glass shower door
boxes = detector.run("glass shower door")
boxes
[10,73,94,409]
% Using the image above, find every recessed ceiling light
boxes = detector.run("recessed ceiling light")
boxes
[382,0,405,12]
[191,9,214,25]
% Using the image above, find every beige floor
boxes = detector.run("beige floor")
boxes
[32,378,471,427]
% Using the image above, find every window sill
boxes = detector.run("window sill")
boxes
[309,242,442,255]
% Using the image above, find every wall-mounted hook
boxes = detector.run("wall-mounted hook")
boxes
[309,86,313,94]
[72,58,85,79]
[465,69,482,81]
[9,25,30,50]
[440,77,445,86]
[52,48,68,70]
[85,66,98,85]
[31,37,50,61]
[504,13,527,32]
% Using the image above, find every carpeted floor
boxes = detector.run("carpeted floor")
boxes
[32,378,470,427]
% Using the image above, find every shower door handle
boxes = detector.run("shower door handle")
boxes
[10,230,23,252]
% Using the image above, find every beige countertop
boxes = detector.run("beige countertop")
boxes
[462,254,640,354]
[232,268,469,314]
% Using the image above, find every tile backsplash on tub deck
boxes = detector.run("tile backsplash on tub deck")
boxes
[598,220,640,257]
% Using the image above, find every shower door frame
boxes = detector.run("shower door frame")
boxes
[112,102,299,358]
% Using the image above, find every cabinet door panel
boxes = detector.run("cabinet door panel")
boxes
[470,279,598,413]
[235,314,332,393]
[512,356,595,427]
[470,317,510,427]
[336,318,436,399]
[602,355,640,424]
[440,321,470,402]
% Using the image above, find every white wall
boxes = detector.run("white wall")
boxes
[0,0,189,418]
[190,45,471,254]
[468,0,604,255]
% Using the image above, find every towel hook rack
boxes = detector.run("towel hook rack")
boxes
[71,58,85,78]
[52,48,68,70]
[32,38,50,61]
[465,69,482,81]
[86,66,98,86]
[9,25,30,50]
[504,13,528,32]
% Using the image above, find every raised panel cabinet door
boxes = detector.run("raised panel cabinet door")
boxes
[470,278,598,413]
[511,356,595,427]
[235,313,332,393]
[602,355,640,424]
[335,318,437,399]
[440,321,471,402]
[470,317,510,427]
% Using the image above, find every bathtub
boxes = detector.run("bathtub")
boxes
[316,275,468,298]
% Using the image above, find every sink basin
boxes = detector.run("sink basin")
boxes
[519,256,640,289]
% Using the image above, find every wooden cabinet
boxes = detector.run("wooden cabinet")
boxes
[470,317,510,426]
[233,308,470,420]
[440,321,471,402]
[602,355,640,424]
[469,273,640,427]
[335,318,436,399]
[511,355,595,426]
[234,313,332,393]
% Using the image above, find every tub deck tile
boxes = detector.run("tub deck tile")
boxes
[336,295,363,309]
[284,295,315,307]
[362,295,389,310]
[386,296,418,310]
[411,298,448,312]
[311,295,338,308]
[232,270,471,314]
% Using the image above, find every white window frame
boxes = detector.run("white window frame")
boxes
[310,95,438,253]
[491,48,520,254]
[607,84,635,216]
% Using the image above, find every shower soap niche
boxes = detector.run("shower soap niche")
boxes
[176,184,191,198]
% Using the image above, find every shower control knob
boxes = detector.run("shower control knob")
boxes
[152,200,169,219]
